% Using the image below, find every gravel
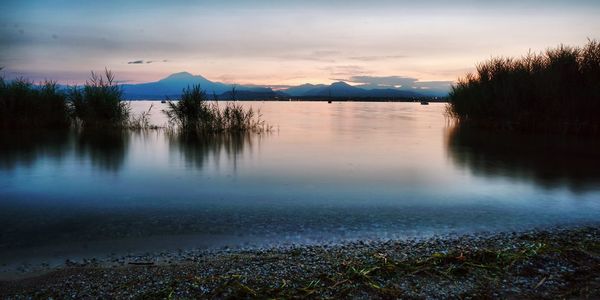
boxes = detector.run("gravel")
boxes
[1,225,599,299]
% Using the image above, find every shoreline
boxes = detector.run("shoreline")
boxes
[1,225,599,298]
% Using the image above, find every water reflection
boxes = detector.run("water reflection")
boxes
[0,130,71,170]
[0,129,128,172]
[167,131,257,170]
[76,128,128,172]
[0,128,262,174]
[2,102,600,265]
[446,125,600,192]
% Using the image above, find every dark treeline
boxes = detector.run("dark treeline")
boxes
[448,40,600,135]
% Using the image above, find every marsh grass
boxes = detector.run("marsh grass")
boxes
[448,40,600,135]
[128,104,159,130]
[0,76,70,129]
[68,69,130,128]
[163,85,268,133]
[0,69,266,132]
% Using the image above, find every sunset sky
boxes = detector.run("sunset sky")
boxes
[1,0,599,88]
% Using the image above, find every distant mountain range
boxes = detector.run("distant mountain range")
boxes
[120,71,444,100]
[284,81,422,98]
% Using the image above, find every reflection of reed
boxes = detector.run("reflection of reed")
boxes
[167,130,258,170]
[76,128,128,172]
[446,124,600,192]
[0,129,72,170]
[0,129,128,172]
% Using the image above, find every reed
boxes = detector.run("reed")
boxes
[128,104,158,130]
[68,69,130,128]
[0,75,70,129]
[0,69,262,131]
[448,40,600,135]
[163,85,267,133]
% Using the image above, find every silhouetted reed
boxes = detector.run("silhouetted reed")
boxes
[68,69,130,128]
[163,85,267,133]
[448,40,600,135]
[128,103,158,130]
[0,69,146,129]
[1,69,263,131]
[0,76,70,129]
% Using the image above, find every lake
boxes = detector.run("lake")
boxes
[1,101,600,269]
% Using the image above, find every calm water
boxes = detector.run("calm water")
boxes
[1,101,600,266]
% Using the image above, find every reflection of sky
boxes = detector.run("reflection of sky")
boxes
[2,102,599,203]
[1,102,600,260]
[1,0,599,86]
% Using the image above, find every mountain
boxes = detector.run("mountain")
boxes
[283,83,327,96]
[301,81,366,97]
[362,88,422,98]
[281,81,422,98]
[120,72,431,100]
[121,72,231,100]
[218,89,287,100]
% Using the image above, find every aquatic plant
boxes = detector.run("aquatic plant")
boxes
[68,69,130,128]
[0,75,71,129]
[128,104,158,130]
[163,85,267,133]
[1,68,255,131]
[448,40,600,135]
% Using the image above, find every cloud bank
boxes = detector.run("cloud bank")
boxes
[1,0,598,84]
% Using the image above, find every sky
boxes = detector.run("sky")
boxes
[1,0,599,90]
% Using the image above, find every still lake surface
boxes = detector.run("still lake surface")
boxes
[1,101,600,266]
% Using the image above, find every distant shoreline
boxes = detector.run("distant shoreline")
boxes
[124,98,449,102]
[2,224,599,298]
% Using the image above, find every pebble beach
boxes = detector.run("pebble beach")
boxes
[1,225,599,299]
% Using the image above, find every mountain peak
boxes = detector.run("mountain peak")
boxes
[330,81,352,87]
[161,72,205,82]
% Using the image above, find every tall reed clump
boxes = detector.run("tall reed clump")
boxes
[68,69,130,128]
[0,74,71,129]
[163,85,267,133]
[448,40,600,135]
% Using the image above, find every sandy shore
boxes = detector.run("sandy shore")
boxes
[1,225,599,299]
